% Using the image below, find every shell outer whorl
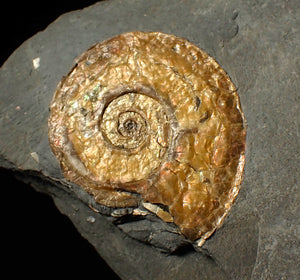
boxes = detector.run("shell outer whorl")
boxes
[48,31,246,244]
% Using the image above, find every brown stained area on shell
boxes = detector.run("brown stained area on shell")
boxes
[48,32,246,242]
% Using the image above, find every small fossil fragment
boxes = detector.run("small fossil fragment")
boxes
[48,32,246,245]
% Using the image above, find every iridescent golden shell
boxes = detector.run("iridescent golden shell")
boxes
[48,32,246,244]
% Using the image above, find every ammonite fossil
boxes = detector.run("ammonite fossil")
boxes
[48,32,246,246]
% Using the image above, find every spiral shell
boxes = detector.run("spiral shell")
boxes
[48,32,246,243]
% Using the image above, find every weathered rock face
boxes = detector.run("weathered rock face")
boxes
[1,0,299,279]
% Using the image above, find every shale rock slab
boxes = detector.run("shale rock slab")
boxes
[1,0,299,279]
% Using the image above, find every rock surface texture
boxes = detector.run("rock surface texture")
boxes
[0,0,299,279]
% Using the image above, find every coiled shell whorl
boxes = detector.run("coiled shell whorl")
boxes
[48,32,246,244]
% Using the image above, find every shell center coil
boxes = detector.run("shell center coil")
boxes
[98,92,172,181]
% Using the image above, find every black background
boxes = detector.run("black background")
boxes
[1,1,120,279]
